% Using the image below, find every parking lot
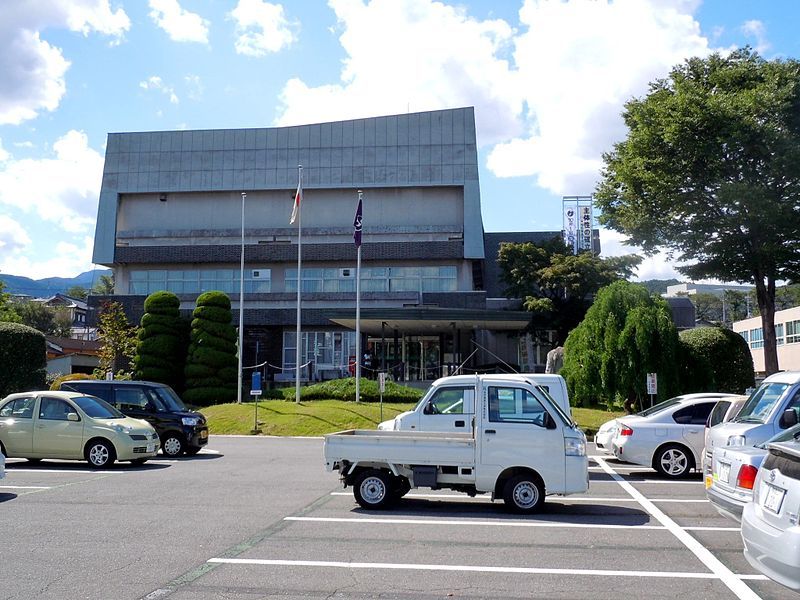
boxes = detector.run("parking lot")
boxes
[1,436,795,599]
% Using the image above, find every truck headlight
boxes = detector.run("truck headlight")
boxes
[182,417,200,426]
[727,435,746,447]
[565,437,586,457]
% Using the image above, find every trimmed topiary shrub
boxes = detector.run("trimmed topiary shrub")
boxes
[134,291,188,392]
[0,322,46,397]
[679,326,755,394]
[183,291,238,406]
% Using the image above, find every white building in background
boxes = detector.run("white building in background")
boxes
[734,306,800,374]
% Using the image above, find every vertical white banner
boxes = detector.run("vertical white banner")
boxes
[563,206,577,253]
[579,205,592,251]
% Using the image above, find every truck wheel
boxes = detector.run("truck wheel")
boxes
[353,469,392,509]
[503,474,545,514]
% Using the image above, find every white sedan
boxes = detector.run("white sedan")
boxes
[611,393,738,478]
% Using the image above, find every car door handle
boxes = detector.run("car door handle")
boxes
[455,420,465,427]
[484,429,496,435]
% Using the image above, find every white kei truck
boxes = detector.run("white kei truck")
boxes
[324,374,589,514]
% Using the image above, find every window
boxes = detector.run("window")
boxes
[114,387,151,412]
[282,330,356,371]
[39,398,77,421]
[0,397,35,419]
[738,330,749,343]
[787,320,800,345]
[487,387,549,427]
[707,400,732,428]
[129,269,270,295]
[427,387,471,415]
[776,323,785,346]
[749,327,764,349]
[673,402,715,425]
[285,265,458,294]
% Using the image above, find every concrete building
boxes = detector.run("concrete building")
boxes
[734,306,800,374]
[665,282,754,298]
[91,107,555,382]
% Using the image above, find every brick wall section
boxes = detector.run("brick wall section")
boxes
[115,240,464,264]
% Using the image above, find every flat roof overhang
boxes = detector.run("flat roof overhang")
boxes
[327,307,530,335]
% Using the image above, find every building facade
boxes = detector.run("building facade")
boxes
[734,306,800,374]
[91,107,548,382]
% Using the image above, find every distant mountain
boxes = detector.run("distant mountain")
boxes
[0,269,112,297]
[639,278,682,295]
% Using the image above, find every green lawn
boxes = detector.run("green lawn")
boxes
[201,400,625,437]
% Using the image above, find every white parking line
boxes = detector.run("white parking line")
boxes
[594,456,762,600]
[207,558,767,581]
[0,485,52,489]
[287,516,666,530]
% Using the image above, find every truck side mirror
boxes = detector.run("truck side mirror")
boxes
[422,402,434,415]
[779,408,798,429]
[544,412,557,430]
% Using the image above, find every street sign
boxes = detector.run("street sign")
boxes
[378,372,386,393]
[646,373,657,395]
[251,371,262,396]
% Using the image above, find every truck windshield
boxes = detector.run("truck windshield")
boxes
[734,382,790,424]
[152,386,188,412]
[533,384,574,427]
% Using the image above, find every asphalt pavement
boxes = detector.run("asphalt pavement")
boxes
[0,437,795,599]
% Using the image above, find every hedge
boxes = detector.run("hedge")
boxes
[679,326,755,394]
[0,322,46,397]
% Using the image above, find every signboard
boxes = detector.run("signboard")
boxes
[579,205,592,251]
[646,373,657,395]
[250,371,262,396]
[378,372,386,393]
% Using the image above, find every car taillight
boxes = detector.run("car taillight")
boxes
[737,465,758,490]
[619,425,633,436]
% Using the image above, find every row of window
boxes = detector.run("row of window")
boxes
[129,265,458,295]
[130,269,270,295]
[739,320,800,349]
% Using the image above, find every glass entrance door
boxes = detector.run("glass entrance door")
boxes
[404,336,440,381]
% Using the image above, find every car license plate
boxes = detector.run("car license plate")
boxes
[200,430,208,439]
[717,462,731,484]
[763,483,786,513]
[704,474,713,489]
[146,443,156,453]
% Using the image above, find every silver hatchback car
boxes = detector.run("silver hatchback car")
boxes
[741,438,800,591]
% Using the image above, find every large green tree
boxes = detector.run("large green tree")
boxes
[498,236,640,343]
[595,48,800,375]
[0,281,21,323]
[561,281,680,411]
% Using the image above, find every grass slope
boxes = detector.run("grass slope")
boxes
[201,400,624,437]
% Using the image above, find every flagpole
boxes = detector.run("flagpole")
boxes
[237,191,246,404]
[295,165,303,404]
[354,190,362,403]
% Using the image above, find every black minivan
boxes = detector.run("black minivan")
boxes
[59,380,209,456]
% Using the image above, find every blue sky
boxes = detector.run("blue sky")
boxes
[0,0,798,281]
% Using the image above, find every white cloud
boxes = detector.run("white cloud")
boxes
[140,75,180,104]
[184,74,204,101]
[0,236,95,280]
[487,0,712,195]
[0,139,9,162]
[0,130,104,234]
[148,0,210,44]
[0,216,32,255]
[0,1,130,125]
[741,19,769,54]
[599,227,683,282]
[274,0,522,143]
[229,0,297,56]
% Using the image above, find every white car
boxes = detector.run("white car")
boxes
[741,438,800,591]
[594,418,619,453]
[611,393,738,477]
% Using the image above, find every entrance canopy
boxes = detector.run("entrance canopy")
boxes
[327,307,530,335]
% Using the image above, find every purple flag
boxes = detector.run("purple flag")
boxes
[353,197,363,248]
